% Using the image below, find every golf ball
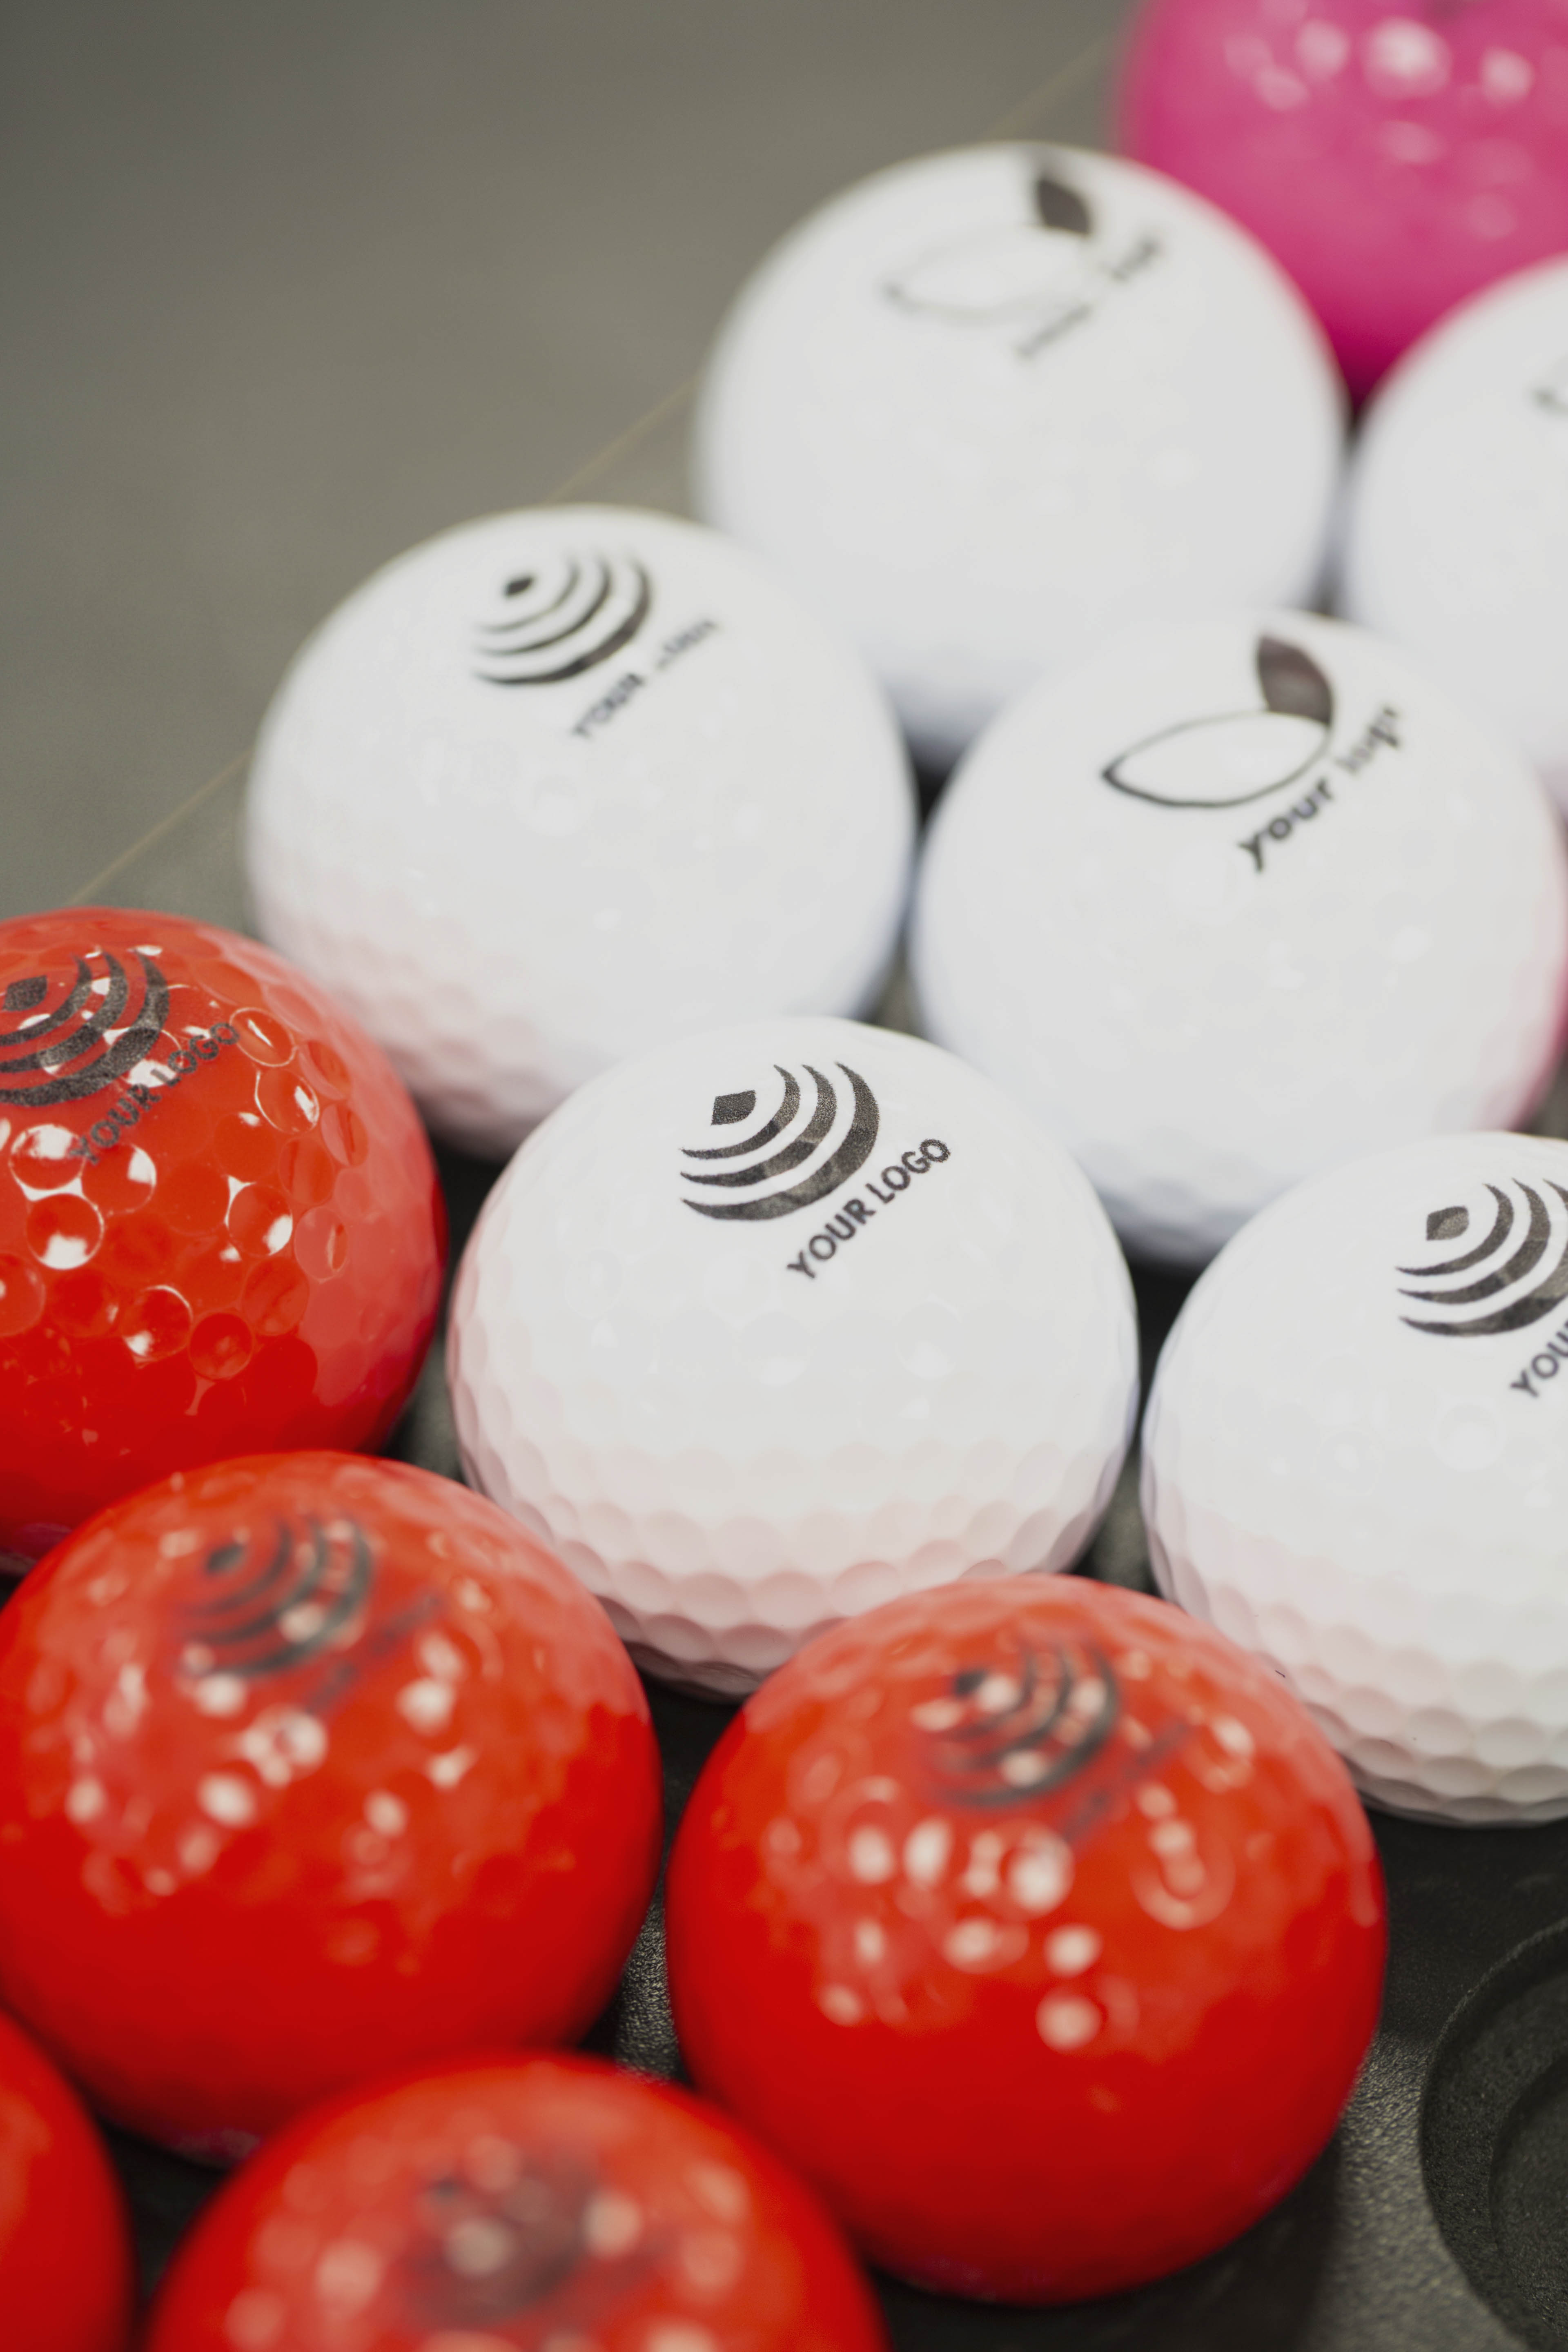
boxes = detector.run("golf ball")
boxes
[1144,1131,1568,1823]
[1340,254,1568,810]
[911,610,1568,1266]
[0,1452,662,2154]
[247,506,915,1157]
[0,2008,133,2352]
[1120,0,1568,399]
[0,906,445,1571]
[665,1575,1385,2303]
[448,1016,1138,1697]
[693,143,1342,771]
[147,2054,889,2352]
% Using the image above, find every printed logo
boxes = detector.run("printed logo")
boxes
[1102,636,1334,810]
[175,1515,376,1681]
[882,157,1160,359]
[0,945,170,1109]
[1533,355,1568,417]
[681,1062,878,1222]
[473,550,653,687]
[913,1640,1120,1807]
[1398,1179,1568,1336]
[391,2146,658,2334]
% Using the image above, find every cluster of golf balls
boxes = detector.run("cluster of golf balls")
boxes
[6,4,1568,2340]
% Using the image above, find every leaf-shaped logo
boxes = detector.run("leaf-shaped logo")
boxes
[1101,636,1335,811]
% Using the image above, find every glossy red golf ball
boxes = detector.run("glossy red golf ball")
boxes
[0,2005,134,2352]
[1120,0,1568,398]
[147,2051,889,2352]
[0,1452,663,2158]
[0,906,445,1571]
[666,1576,1386,2303]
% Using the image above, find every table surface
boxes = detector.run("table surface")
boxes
[7,7,1568,2347]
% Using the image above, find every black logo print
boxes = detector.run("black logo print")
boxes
[1399,1180,1568,1336]
[1534,356,1568,417]
[919,1641,1120,1809]
[394,2144,661,2335]
[0,946,169,1109]
[1102,637,1335,811]
[681,1063,879,1222]
[884,166,1094,326]
[175,1515,375,1680]
[473,550,653,687]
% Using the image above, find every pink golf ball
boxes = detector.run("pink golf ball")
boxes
[1119,0,1568,397]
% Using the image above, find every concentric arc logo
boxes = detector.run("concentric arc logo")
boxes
[0,946,169,1109]
[1398,1179,1568,1336]
[176,1514,375,1681]
[473,549,653,688]
[680,1062,879,1222]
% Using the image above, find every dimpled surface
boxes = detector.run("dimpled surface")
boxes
[247,505,914,1157]
[0,907,445,1569]
[665,1577,1385,2304]
[1120,0,1568,398]
[1145,1132,1568,1822]
[0,2008,134,2352]
[693,143,1341,770]
[911,610,1568,1267]
[449,1016,1138,1697]
[147,2054,888,2352]
[1341,255,1568,808]
[0,1454,662,2155]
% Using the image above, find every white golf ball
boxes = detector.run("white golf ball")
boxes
[911,610,1568,1266]
[693,143,1343,771]
[246,507,915,1157]
[447,1015,1138,1696]
[1339,255,1568,813]
[1143,1131,1568,1825]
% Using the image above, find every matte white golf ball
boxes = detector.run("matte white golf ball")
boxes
[911,610,1568,1267]
[1340,255,1568,813]
[448,1015,1138,1697]
[693,143,1343,771]
[1143,1131,1568,1824]
[247,507,915,1157]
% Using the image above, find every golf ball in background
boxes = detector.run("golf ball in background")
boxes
[1144,1132,1568,1824]
[448,1016,1138,1697]
[0,1453,662,2156]
[693,143,1342,772]
[1120,0,1568,400]
[1340,254,1568,809]
[911,611,1568,1267]
[666,1576,1385,2304]
[0,2007,134,2352]
[247,506,915,1158]
[0,908,445,1573]
[147,2054,890,2352]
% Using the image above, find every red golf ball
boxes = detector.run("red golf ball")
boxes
[0,2006,134,2352]
[146,2053,889,2352]
[666,1576,1385,2303]
[0,1453,663,2158]
[0,906,445,1570]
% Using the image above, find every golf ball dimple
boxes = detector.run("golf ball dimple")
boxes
[910,610,1568,1267]
[665,1575,1385,2304]
[693,143,1343,771]
[1340,254,1568,811]
[447,1016,1139,1697]
[1144,1131,1568,1824]
[0,906,445,1570]
[246,506,915,1158]
[1119,0,1568,399]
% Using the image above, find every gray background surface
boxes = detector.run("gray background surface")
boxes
[1,0,1126,923]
